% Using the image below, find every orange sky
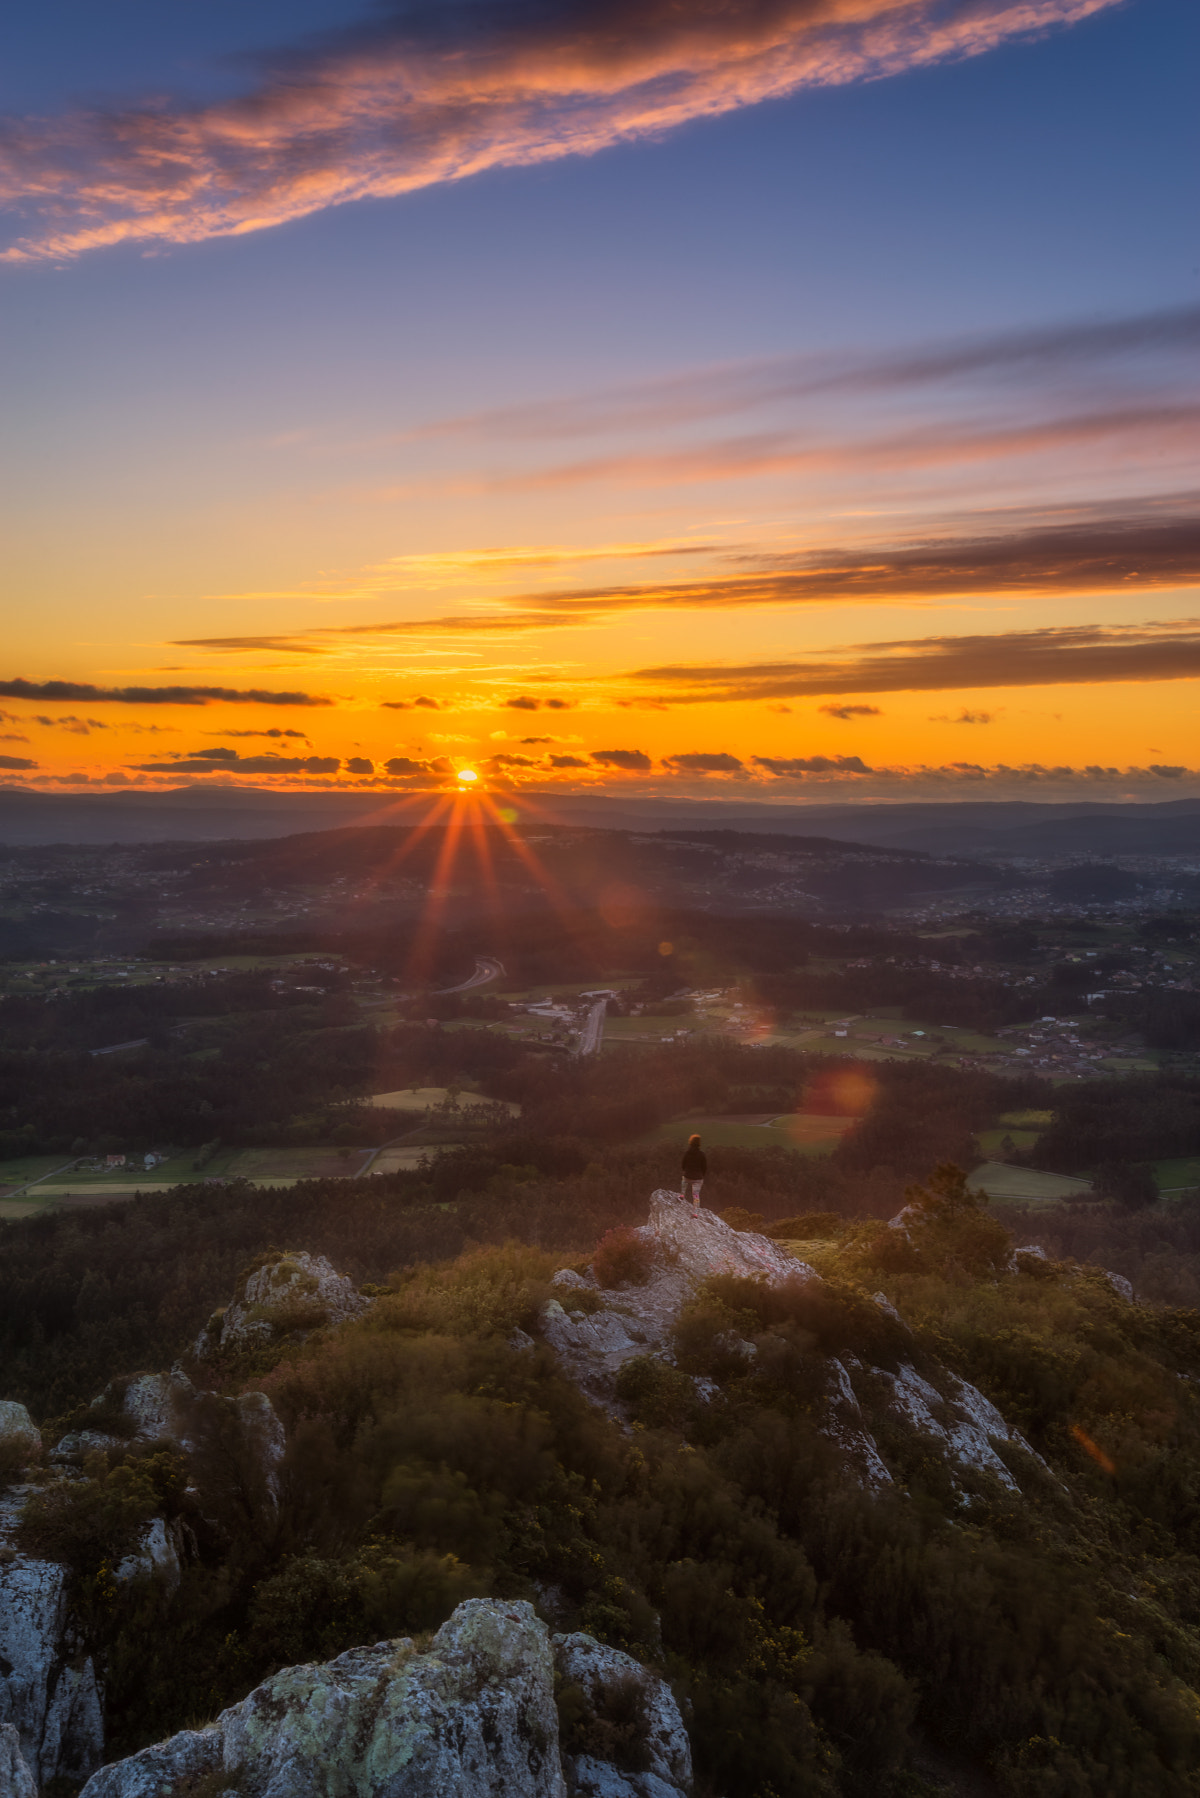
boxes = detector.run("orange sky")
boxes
[2,0,1197,805]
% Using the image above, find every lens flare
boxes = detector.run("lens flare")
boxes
[1070,1423,1116,1475]
[803,1067,878,1116]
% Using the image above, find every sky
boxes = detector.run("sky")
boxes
[1,0,1197,807]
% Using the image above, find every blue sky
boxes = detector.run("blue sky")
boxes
[0,0,1197,801]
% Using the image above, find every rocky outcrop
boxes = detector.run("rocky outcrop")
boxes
[540,1190,818,1407]
[0,1487,104,1789]
[0,1723,38,1798]
[554,1631,691,1798]
[193,1251,368,1359]
[78,1600,690,1798]
[0,1405,41,1467]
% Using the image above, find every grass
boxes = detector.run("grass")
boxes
[1154,1158,1200,1192]
[0,1153,78,1194]
[976,1128,1040,1157]
[636,1111,853,1155]
[967,1161,1093,1204]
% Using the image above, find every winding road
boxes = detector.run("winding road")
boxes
[434,956,506,996]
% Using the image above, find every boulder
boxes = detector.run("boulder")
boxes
[194,1252,368,1359]
[80,1600,581,1798]
[0,1404,40,1466]
[0,1487,104,1788]
[0,1723,37,1798]
[553,1632,690,1798]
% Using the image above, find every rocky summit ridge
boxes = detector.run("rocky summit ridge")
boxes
[0,1200,1117,1794]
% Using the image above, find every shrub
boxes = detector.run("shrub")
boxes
[593,1227,654,1290]
[614,1355,693,1428]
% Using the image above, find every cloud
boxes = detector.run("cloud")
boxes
[131,750,341,774]
[819,704,882,720]
[31,713,110,734]
[633,618,1200,702]
[384,756,431,776]
[450,402,1199,498]
[929,709,994,723]
[0,677,329,706]
[591,748,652,771]
[345,757,374,774]
[488,753,540,768]
[215,727,310,739]
[175,504,1200,654]
[754,754,872,775]
[0,755,36,770]
[663,751,744,773]
[381,696,441,709]
[1148,764,1186,778]
[417,304,1200,443]
[0,733,29,743]
[549,754,589,768]
[504,696,542,711]
[0,0,1118,263]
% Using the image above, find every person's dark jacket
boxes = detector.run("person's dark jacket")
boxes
[681,1143,707,1180]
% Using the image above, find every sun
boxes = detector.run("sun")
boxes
[457,767,479,785]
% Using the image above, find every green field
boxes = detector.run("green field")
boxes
[0,1153,78,1195]
[1155,1158,1200,1192]
[968,1161,1093,1205]
[976,1128,1040,1158]
[637,1111,853,1155]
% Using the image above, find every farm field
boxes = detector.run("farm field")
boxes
[967,1161,1093,1204]
[1154,1158,1200,1192]
[637,1111,854,1154]
[365,1144,458,1174]
[0,1153,77,1195]
[976,1128,1040,1157]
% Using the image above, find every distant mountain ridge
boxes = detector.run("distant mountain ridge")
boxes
[3,783,1200,858]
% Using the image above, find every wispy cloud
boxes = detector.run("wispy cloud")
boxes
[819,703,882,720]
[633,619,1200,702]
[414,306,1200,443]
[0,677,330,706]
[174,503,1200,655]
[0,0,1117,261]
[132,748,341,774]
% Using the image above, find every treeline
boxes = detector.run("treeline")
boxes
[1028,1074,1200,1172]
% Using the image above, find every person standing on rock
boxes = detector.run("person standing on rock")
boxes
[681,1134,707,1216]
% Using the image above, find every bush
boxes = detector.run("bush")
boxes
[593,1227,654,1290]
[614,1355,693,1428]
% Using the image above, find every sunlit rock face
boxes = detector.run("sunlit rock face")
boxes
[193,1250,369,1359]
[554,1631,692,1798]
[542,1189,1043,1499]
[77,1600,691,1798]
[540,1189,820,1407]
[0,1487,104,1789]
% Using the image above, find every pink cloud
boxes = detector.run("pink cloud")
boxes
[0,0,1116,261]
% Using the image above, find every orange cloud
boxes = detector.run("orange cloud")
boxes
[172,504,1200,656]
[0,0,1118,262]
[633,619,1200,702]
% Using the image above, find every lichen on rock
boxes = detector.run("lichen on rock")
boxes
[79,1600,687,1798]
[193,1251,369,1359]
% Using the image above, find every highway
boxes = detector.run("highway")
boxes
[434,956,506,996]
[576,998,607,1056]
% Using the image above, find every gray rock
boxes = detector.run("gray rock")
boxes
[81,1599,570,1798]
[1103,1269,1134,1302]
[0,1405,40,1465]
[114,1516,182,1592]
[194,1251,368,1358]
[567,1760,684,1798]
[0,1487,103,1787]
[552,1269,592,1290]
[552,1633,690,1795]
[0,1723,37,1798]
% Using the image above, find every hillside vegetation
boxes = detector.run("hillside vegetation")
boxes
[8,1179,1200,1797]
